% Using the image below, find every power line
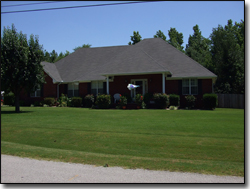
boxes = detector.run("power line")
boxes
[1,1,158,14]
[2,1,69,7]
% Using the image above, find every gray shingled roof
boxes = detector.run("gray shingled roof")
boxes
[41,38,216,83]
[41,61,62,82]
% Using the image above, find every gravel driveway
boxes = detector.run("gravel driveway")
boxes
[1,154,244,183]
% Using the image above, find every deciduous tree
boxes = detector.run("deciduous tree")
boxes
[1,24,45,112]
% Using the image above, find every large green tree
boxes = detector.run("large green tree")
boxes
[185,25,212,68]
[167,28,185,53]
[1,24,45,112]
[210,19,244,94]
[128,31,142,45]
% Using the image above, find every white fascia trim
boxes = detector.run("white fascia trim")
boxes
[101,71,171,76]
[166,76,217,80]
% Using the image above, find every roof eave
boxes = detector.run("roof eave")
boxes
[101,71,172,76]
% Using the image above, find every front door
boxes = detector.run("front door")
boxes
[131,79,148,99]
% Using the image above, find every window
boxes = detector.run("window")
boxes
[91,81,103,96]
[182,79,198,95]
[30,86,41,97]
[68,83,79,97]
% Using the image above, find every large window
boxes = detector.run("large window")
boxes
[182,79,198,95]
[68,83,79,97]
[91,81,103,96]
[30,86,41,97]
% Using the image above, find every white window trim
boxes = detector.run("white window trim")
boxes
[182,78,198,95]
[68,83,79,97]
[91,81,103,96]
[30,87,41,97]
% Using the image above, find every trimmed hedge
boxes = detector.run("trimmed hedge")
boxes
[203,93,218,110]
[153,93,169,109]
[84,94,94,108]
[71,97,82,107]
[44,97,55,106]
[96,94,111,109]
[169,94,180,106]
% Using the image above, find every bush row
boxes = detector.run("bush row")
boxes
[6,92,218,110]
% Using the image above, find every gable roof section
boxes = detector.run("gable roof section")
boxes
[41,61,62,83]
[42,38,216,83]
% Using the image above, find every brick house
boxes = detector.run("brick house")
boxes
[20,38,217,108]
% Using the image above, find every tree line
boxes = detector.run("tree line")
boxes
[1,20,244,112]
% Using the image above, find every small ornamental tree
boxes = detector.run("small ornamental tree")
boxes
[1,24,45,112]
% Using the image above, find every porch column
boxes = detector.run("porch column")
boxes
[106,76,109,95]
[162,73,165,94]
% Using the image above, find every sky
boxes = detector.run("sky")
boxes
[1,1,245,54]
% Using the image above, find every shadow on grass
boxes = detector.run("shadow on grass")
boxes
[1,111,33,114]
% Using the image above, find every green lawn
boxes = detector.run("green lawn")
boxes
[1,106,244,176]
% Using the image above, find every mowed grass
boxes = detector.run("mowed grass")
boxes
[1,106,244,176]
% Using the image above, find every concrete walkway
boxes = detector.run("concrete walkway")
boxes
[1,154,244,183]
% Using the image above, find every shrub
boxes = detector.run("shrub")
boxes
[203,93,218,110]
[96,94,111,109]
[44,97,55,106]
[169,106,178,110]
[4,92,15,106]
[58,94,69,107]
[71,97,82,107]
[123,93,132,103]
[185,95,196,109]
[135,94,143,107]
[153,93,169,109]
[34,101,42,107]
[119,95,127,108]
[169,94,180,106]
[84,94,94,108]
[143,93,153,108]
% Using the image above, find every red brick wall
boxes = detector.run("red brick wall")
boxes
[165,80,179,94]
[79,83,89,96]
[179,79,213,109]
[43,73,57,98]
[20,71,214,108]
[109,74,164,96]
